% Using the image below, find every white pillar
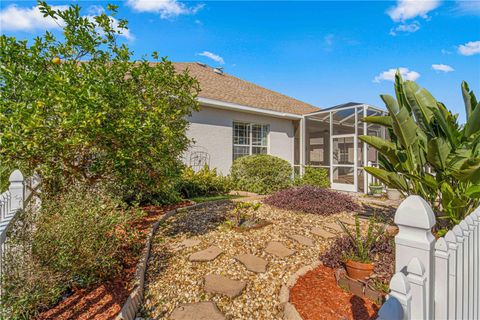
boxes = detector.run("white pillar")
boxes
[300,117,306,175]
[394,195,436,318]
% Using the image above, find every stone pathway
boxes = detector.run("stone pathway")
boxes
[204,274,247,298]
[265,241,295,258]
[143,201,377,319]
[189,246,223,262]
[170,301,225,320]
[235,254,268,273]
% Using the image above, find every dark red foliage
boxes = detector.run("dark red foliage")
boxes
[263,185,359,216]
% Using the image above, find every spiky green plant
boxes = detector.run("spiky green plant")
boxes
[338,217,386,263]
[360,72,480,228]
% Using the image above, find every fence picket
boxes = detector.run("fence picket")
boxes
[445,231,458,319]
[434,238,449,319]
[407,258,427,319]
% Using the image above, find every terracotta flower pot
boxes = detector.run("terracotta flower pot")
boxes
[345,260,374,280]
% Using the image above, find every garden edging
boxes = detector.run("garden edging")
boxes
[280,260,323,320]
[115,200,232,320]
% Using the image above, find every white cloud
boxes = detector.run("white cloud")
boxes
[458,41,480,56]
[389,21,421,35]
[432,64,455,72]
[441,49,452,55]
[197,51,224,64]
[455,1,480,15]
[0,4,68,31]
[387,0,441,22]
[126,0,203,19]
[373,67,421,83]
[0,4,133,40]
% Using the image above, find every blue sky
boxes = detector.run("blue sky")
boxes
[1,1,479,123]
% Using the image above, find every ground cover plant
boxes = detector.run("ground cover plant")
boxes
[230,154,292,194]
[264,185,359,215]
[360,73,480,228]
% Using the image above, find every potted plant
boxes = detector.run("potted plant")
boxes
[338,217,385,280]
[386,188,403,200]
[368,182,383,197]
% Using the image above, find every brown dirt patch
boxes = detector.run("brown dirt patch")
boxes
[37,201,192,320]
[290,265,379,320]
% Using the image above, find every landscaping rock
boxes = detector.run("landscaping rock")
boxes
[288,234,314,247]
[173,238,201,251]
[189,246,223,262]
[310,227,336,239]
[283,302,302,320]
[265,241,295,258]
[170,301,225,320]
[204,274,247,298]
[235,254,268,273]
[324,222,344,233]
[339,217,356,226]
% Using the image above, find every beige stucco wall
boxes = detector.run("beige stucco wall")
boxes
[184,106,296,175]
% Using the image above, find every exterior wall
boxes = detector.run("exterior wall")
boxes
[185,105,295,175]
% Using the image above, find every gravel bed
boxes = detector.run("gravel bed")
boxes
[141,201,363,319]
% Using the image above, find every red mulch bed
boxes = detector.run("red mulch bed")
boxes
[37,201,192,320]
[290,265,379,320]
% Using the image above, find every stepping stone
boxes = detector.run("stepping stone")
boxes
[339,217,356,226]
[204,274,247,298]
[324,222,344,233]
[234,254,268,273]
[189,246,223,262]
[170,301,225,320]
[310,227,336,239]
[265,241,295,258]
[173,238,201,252]
[288,234,314,247]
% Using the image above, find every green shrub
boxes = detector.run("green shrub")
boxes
[295,166,330,188]
[1,210,66,319]
[178,165,232,198]
[1,187,140,318]
[230,155,292,194]
[32,186,140,287]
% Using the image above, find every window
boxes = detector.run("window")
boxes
[233,122,269,160]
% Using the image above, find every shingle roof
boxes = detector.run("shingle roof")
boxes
[174,62,319,115]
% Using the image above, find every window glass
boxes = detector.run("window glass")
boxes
[233,122,269,160]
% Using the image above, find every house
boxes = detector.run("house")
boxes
[174,62,386,193]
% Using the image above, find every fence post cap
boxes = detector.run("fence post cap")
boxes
[459,220,469,232]
[9,169,24,182]
[407,257,425,276]
[394,195,435,229]
[444,230,457,243]
[452,225,464,238]
[390,272,411,294]
[465,215,475,227]
[434,237,448,252]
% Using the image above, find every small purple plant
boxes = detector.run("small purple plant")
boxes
[263,185,359,216]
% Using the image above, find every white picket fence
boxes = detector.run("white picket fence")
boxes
[378,195,480,320]
[0,170,41,288]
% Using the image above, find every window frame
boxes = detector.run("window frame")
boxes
[232,121,270,161]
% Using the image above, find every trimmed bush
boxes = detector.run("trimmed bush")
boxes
[230,155,292,194]
[178,165,232,198]
[295,166,330,188]
[264,185,359,215]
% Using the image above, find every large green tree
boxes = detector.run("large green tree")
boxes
[360,72,480,229]
[0,2,200,202]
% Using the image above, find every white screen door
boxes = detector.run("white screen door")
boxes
[330,134,357,192]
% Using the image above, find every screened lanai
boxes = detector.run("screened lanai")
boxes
[295,103,387,193]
